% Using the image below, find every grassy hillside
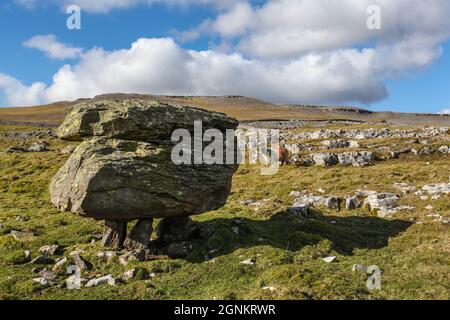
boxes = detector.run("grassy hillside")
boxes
[0,124,448,300]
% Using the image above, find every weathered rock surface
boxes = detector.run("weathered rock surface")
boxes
[57,99,238,142]
[312,153,338,166]
[50,99,239,221]
[290,191,340,211]
[337,151,376,167]
[289,202,309,216]
[438,145,450,154]
[51,138,237,220]
[322,140,350,149]
[50,99,239,251]
[363,193,400,212]
[281,127,449,141]
[86,275,116,287]
[421,183,450,196]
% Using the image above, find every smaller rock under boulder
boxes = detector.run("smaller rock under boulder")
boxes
[123,219,154,250]
[102,221,127,249]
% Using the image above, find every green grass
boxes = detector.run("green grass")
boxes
[0,126,449,300]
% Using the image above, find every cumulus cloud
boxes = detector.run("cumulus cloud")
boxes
[0,73,47,106]
[186,0,450,59]
[3,0,450,107]
[1,38,389,106]
[15,0,242,13]
[23,35,83,60]
[439,109,450,115]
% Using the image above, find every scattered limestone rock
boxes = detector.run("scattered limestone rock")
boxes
[438,145,450,154]
[427,214,450,224]
[10,230,35,241]
[322,140,350,149]
[352,264,367,272]
[289,191,303,198]
[345,196,360,210]
[86,275,116,288]
[284,143,302,155]
[239,199,257,206]
[337,151,376,167]
[316,188,326,194]
[422,183,450,196]
[322,256,337,263]
[60,145,76,154]
[96,251,117,263]
[262,286,277,292]
[291,193,340,210]
[393,183,416,194]
[289,202,309,216]
[363,193,400,213]
[39,245,62,256]
[52,257,68,273]
[312,153,338,166]
[240,258,256,266]
[322,197,340,210]
[349,141,360,148]
[28,142,48,152]
[121,268,152,281]
[5,146,28,153]
[119,250,146,266]
[291,155,314,167]
[378,205,415,218]
[70,253,92,271]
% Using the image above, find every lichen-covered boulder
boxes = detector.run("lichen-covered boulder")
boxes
[57,99,238,142]
[50,138,237,221]
[50,99,239,250]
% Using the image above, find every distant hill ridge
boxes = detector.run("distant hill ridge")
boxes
[0,93,449,127]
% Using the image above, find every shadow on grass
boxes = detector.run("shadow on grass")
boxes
[184,209,413,263]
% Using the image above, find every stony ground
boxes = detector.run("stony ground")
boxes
[0,124,449,300]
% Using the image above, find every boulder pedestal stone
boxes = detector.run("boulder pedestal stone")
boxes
[123,219,154,250]
[50,99,239,251]
[102,221,127,249]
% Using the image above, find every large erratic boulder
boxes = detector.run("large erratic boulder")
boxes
[50,99,239,251]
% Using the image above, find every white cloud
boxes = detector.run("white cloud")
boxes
[3,0,450,108]
[211,2,253,37]
[0,73,47,106]
[439,109,450,115]
[192,0,450,59]
[15,0,242,13]
[1,38,388,106]
[23,35,83,60]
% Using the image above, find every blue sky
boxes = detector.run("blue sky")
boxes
[0,0,449,114]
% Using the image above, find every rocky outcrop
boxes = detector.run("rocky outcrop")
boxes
[337,151,376,167]
[281,127,449,141]
[421,183,450,197]
[5,142,49,153]
[363,192,400,211]
[50,99,239,250]
[321,140,360,149]
[312,153,339,166]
